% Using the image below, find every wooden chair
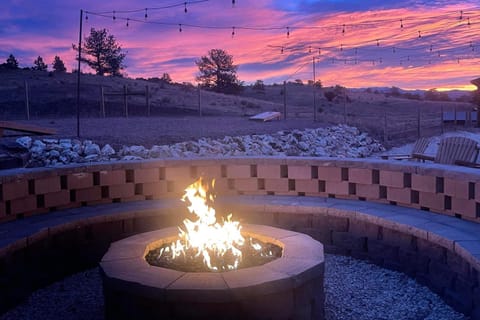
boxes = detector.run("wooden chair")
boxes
[414,136,480,166]
[381,137,431,161]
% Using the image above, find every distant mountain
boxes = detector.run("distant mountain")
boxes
[350,87,473,100]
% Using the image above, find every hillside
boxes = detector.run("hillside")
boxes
[0,70,282,119]
[0,70,477,146]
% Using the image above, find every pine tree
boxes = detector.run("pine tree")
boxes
[196,49,241,94]
[33,56,48,71]
[52,56,67,73]
[72,28,126,76]
[3,54,19,70]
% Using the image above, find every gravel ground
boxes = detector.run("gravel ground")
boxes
[0,254,467,320]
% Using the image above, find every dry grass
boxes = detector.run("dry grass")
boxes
[0,70,477,148]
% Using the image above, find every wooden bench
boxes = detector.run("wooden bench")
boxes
[0,121,57,137]
[413,136,480,166]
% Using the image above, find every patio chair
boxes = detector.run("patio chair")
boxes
[414,136,480,166]
[381,136,431,161]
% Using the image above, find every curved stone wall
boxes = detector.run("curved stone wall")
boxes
[0,157,479,223]
[0,157,479,317]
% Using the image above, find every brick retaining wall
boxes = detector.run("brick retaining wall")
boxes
[0,157,479,223]
[0,157,480,317]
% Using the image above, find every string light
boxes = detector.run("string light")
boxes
[84,3,480,73]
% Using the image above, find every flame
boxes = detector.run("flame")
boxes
[168,178,247,271]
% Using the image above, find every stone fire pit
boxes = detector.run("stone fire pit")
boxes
[100,224,325,320]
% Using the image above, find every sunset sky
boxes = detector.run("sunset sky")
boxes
[1,0,479,90]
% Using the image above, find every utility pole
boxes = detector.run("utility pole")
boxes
[313,56,317,122]
[76,9,83,137]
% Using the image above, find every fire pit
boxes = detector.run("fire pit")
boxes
[100,178,325,320]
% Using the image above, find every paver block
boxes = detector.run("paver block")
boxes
[349,168,372,184]
[452,199,477,219]
[411,174,436,193]
[257,165,281,179]
[234,178,259,192]
[109,184,135,199]
[67,172,93,190]
[294,179,318,194]
[264,179,289,193]
[387,187,411,203]
[98,170,126,186]
[444,178,470,199]
[356,184,380,199]
[225,165,251,178]
[138,182,168,198]
[419,192,444,211]
[133,168,160,183]
[325,181,349,196]
[379,171,404,188]
[1,180,28,201]
[10,196,37,215]
[317,167,342,182]
[76,186,102,202]
[44,190,70,208]
[287,166,311,179]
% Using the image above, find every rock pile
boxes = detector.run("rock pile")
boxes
[15,125,385,167]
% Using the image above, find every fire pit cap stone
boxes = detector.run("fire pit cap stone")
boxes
[100,224,324,304]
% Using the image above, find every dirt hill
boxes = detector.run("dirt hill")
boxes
[0,70,477,146]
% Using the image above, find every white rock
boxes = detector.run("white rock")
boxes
[84,154,99,162]
[16,136,32,149]
[121,155,144,161]
[48,150,61,158]
[101,144,115,157]
[43,138,58,144]
[84,143,100,156]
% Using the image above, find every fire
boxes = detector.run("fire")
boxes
[164,178,250,271]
